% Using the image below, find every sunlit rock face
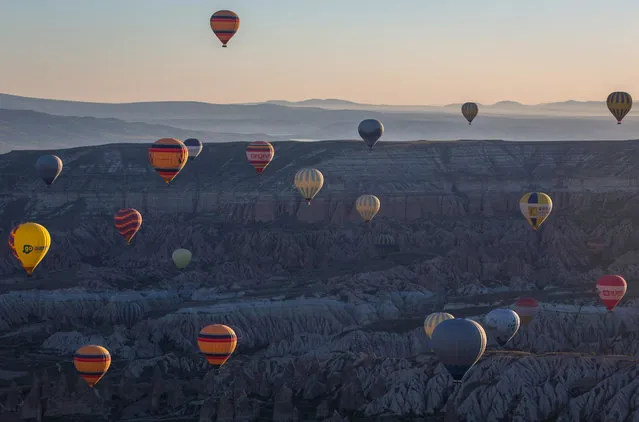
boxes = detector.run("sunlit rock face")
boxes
[0,140,637,421]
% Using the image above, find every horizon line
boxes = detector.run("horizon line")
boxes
[0,91,610,108]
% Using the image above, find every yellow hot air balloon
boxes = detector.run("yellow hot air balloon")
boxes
[424,312,454,339]
[74,345,111,388]
[294,168,324,205]
[355,195,381,223]
[606,92,632,124]
[8,222,50,276]
[172,248,192,269]
[519,192,553,231]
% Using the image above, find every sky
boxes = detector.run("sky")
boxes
[1,0,639,105]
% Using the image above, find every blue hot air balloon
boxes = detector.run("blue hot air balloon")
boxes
[35,155,63,186]
[431,318,487,383]
[183,138,203,160]
[358,119,384,151]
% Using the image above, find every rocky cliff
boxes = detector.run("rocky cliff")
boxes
[0,140,637,421]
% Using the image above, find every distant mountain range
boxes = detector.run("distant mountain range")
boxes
[0,92,637,152]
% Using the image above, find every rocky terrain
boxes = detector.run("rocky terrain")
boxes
[0,139,637,421]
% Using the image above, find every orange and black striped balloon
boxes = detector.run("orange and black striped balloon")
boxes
[197,324,237,368]
[606,91,632,124]
[73,345,111,388]
[114,208,142,245]
[210,10,240,48]
[245,141,274,175]
[148,138,188,184]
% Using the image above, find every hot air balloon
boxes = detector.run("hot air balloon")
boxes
[424,312,454,339]
[184,138,203,160]
[596,275,627,312]
[461,102,479,125]
[245,141,274,175]
[358,119,384,151]
[74,345,111,388]
[114,208,142,245]
[519,192,553,231]
[148,138,189,185]
[8,222,50,277]
[484,309,520,347]
[172,248,192,269]
[35,155,63,186]
[606,92,632,124]
[513,297,539,326]
[375,234,396,252]
[294,168,324,205]
[430,318,487,383]
[356,195,381,223]
[210,10,240,48]
[198,324,238,369]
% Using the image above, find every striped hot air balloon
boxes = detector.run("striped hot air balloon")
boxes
[74,345,111,387]
[512,297,539,326]
[294,168,324,205]
[114,208,142,245]
[596,275,627,312]
[198,324,237,369]
[356,195,381,223]
[245,141,274,175]
[606,91,632,124]
[210,10,240,48]
[148,138,189,185]
[519,192,553,231]
[183,138,203,160]
[424,312,454,339]
[375,234,396,252]
[461,102,479,125]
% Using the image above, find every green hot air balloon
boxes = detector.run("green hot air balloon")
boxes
[431,318,487,383]
[172,248,192,269]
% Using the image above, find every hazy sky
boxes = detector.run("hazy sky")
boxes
[1,0,638,105]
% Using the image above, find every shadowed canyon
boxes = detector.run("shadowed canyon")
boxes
[0,139,637,421]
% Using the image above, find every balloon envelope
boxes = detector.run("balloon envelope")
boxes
[114,208,142,245]
[513,297,539,326]
[35,155,63,185]
[184,138,203,160]
[8,222,50,276]
[198,324,238,368]
[74,345,111,387]
[484,309,520,347]
[424,312,454,339]
[246,141,275,174]
[606,92,632,124]
[596,275,627,311]
[358,119,384,150]
[356,195,381,223]
[210,10,240,47]
[294,168,324,204]
[148,138,189,184]
[461,102,479,124]
[172,248,192,269]
[519,192,553,231]
[431,318,487,382]
[375,234,396,251]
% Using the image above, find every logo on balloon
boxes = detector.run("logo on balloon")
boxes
[21,244,45,255]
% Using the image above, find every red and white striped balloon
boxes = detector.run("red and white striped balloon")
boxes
[513,297,539,326]
[596,275,627,312]
[245,141,274,175]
